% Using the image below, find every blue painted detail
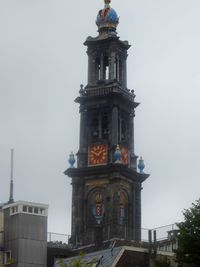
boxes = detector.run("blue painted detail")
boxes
[138,157,145,173]
[114,145,121,162]
[68,152,75,168]
[92,204,104,225]
[119,207,125,225]
[107,9,118,22]
[96,8,119,29]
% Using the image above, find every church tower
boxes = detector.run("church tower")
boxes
[65,0,149,247]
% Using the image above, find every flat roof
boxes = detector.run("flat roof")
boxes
[3,200,49,210]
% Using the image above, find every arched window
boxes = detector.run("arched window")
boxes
[119,191,127,225]
[103,55,109,80]
[119,59,122,83]
[91,116,99,139]
[90,111,109,141]
[121,119,127,141]
[118,112,128,143]
[102,113,109,139]
[95,58,101,81]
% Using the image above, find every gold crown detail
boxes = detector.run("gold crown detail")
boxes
[96,192,103,203]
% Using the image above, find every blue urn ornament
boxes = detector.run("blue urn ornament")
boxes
[138,157,145,173]
[114,145,122,163]
[68,152,75,168]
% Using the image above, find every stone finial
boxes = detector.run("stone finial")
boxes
[138,157,145,173]
[68,152,76,168]
[104,0,111,7]
[79,84,84,95]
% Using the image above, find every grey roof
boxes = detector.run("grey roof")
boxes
[54,246,123,267]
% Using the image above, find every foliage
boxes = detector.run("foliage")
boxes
[59,252,94,267]
[3,257,16,266]
[151,255,172,267]
[176,199,200,267]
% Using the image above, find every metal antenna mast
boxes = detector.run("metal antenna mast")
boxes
[8,148,14,203]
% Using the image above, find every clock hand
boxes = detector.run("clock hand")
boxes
[92,151,99,156]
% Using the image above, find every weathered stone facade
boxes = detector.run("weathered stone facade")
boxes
[65,0,149,247]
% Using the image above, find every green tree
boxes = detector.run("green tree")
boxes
[176,199,200,267]
[152,255,171,267]
[59,253,94,267]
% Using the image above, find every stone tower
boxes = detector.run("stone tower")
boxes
[65,0,149,247]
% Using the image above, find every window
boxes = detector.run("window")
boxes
[90,111,109,141]
[4,251,11,265]
[121,120,127,141]
[40,208,45,215]
[119,191,127,225]
[103,56,109,80]
[28,206,33,213]
[23,206,27,212]
[91,116,99,138]
[10,206,18,214]
[102,114,109,139]
[118,113,129,143]
[95,58,101,81]
[105,65,109,80]
[34,207,38,214]
[95,55,109,81]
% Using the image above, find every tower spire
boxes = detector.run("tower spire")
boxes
[8,148,14,203]
[104,0,111,7]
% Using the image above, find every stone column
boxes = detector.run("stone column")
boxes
[71,177,84,245]
[110,52,115,80]
[129,111,137,169]
[129,112,134,152]
[117,55,120,82]
[99,113,102,139]
[78,108,87,167]
[100,54,104,80]
[95,58,99,82]
[71,177,79,244]
[134,183,142,242]
[112,191,120,237]
[122,57,127,88]
[87,54,93,85]
[79,109,86,148]
[111,106,118,146]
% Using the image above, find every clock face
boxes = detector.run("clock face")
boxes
[88,144,108,166]
[121,146,128,165]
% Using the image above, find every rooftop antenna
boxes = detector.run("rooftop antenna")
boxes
[8,149,14,203]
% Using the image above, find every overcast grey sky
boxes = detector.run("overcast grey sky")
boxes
[0,0,200,235]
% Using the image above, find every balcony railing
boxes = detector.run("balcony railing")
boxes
[47,223,178,251]
[47,232,71,248]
